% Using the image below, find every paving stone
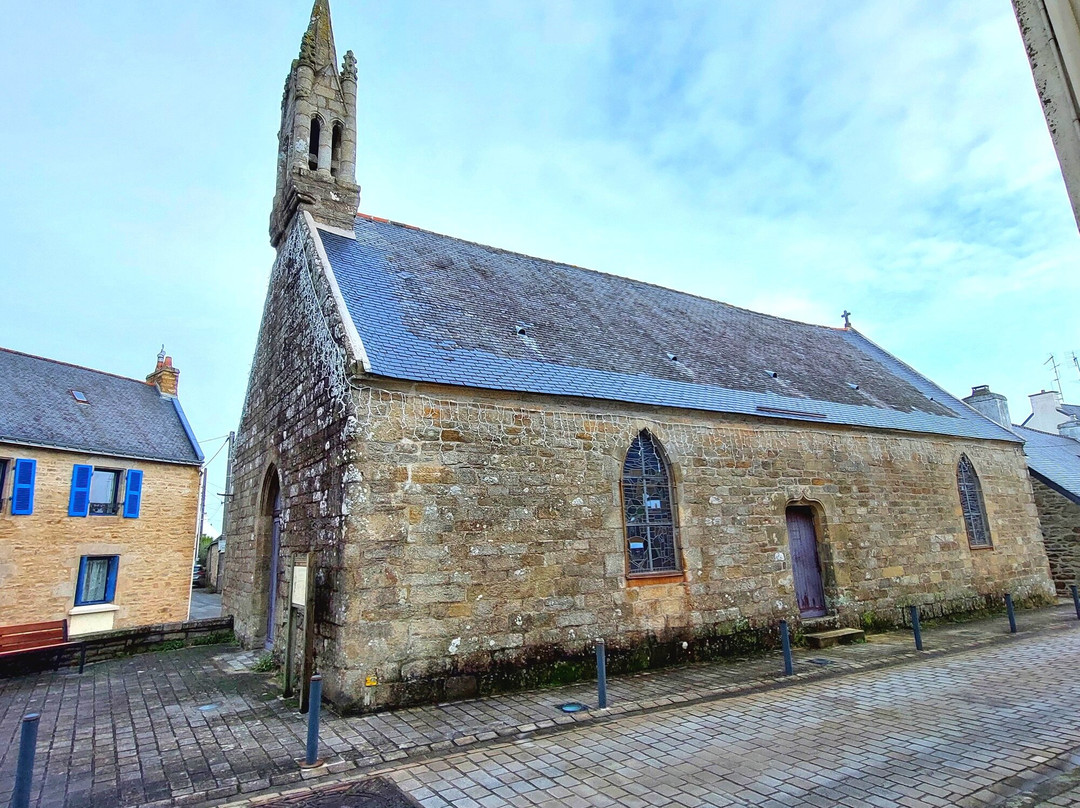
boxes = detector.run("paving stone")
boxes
[1,606,1080,806]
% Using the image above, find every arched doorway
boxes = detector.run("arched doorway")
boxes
[261,470,282,649]
[786,505,826,618]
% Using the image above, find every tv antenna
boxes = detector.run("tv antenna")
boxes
[1046,354,1063,396]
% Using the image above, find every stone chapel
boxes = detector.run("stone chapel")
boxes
[223,0,1056,711]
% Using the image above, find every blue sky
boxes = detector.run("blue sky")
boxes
[1,1,1078,533]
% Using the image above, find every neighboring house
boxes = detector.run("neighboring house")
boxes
[223,1,1055,712]
[1022,388,1080,433]
[0,348,204,635]
[1012,0,1080,231]
[205,536,224,593]
[965,385,1080,593]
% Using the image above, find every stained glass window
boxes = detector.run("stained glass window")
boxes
[622,431,679,574]
[957,455,992,548]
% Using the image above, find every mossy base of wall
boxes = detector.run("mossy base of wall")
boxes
[329,591,1045,714]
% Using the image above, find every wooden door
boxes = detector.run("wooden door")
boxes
[786,506,826,618]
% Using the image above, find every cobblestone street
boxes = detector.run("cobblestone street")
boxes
[1,605,1079,807]
[247,625,1080,808]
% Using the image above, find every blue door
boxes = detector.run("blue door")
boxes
[265,492,282,649]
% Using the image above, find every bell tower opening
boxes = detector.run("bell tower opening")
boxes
[331,123,343,177]
[308,116,322,171]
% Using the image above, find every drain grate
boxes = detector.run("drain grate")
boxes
[807,658,836,666]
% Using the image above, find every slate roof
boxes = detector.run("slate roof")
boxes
[0,348,203,465]
[1014,424,1080,503]
[1060,403,1080,419]
[318,215,1019,443]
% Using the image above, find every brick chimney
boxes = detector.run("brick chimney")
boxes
[147,349,180,396]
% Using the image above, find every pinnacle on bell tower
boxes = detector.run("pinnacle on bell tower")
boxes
[270,0,360,247]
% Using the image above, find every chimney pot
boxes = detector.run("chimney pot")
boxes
[147,352,180,396]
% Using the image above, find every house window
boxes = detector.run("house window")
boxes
[622,431,680,574]
[957,455,992,548]
[69,465,143,518]
[0,459,7,513]
[89,469,120,515]
[75,555,119,606]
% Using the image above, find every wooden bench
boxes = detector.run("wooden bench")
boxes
[0,620,86,674]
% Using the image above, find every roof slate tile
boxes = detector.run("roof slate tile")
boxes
[319,217,1018,444]
[0,348,203,465]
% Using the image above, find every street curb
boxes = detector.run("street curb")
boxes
[205,610,1080,808]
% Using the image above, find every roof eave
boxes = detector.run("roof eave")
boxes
[1029,468,1080,505]
[304,211,371,373]
[359,372,1026,444]
[0,435,203,467]
[171,397,205,463]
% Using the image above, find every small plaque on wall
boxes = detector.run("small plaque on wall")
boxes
[291,564,308,607]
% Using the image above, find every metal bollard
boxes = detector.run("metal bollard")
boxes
[1005,593,1017,634]
[909,605,923,651]
[303,675,323,768]
[10,713,40,808]
[780,620,793,676]
[1071,585,1080,620]
[595,639,608,709]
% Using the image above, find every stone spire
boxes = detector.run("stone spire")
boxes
[269,0,360,247]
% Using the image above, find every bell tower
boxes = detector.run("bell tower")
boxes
[270,0,360,247]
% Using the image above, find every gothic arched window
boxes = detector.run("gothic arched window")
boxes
[308,116,322,170]
[622,431,679,574]
[330,122,343,177]
[957,455,992,548]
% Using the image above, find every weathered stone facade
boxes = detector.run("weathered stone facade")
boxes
[0,443,199,632]
[225,240,1055,710]
[223,215,356,660]
[1031,475,1080,592]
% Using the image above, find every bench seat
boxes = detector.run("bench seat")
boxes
[0,620,86,674]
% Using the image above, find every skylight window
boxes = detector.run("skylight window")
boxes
[71,390,88,404]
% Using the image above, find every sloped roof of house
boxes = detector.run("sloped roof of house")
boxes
[317,215,1019,443]
[0,348,203,465]
[1014,424,1080,503]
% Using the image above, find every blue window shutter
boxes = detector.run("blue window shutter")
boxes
[68,464,93,517]
[105,556,119,602]
[75,556,90,606]
[11,459,36,515]
[123,470,143,518]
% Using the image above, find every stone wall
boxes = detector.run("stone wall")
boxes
[222,215,356,663]
[0,443,199,630]
[1031,475,1080,592]
[222,220,1055,713]
[321,381,1053,711]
